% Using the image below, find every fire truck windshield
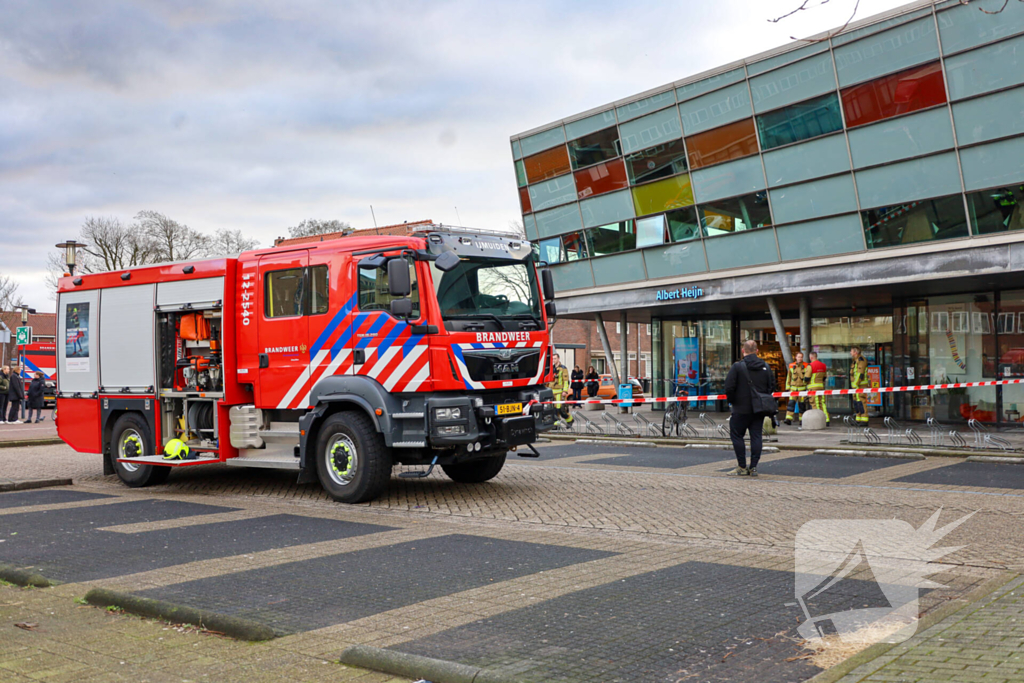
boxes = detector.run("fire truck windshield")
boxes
[429,257,542,331]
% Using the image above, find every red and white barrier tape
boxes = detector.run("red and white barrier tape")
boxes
[536,378,1024,406]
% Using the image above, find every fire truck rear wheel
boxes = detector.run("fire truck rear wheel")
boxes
[315,411,392,504]
[110,413,171,488]
[441,450,507,483]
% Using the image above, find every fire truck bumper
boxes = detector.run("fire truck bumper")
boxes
[425,388,555,449]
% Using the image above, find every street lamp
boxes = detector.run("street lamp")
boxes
[55,240,87,276]
[15,304,34,423]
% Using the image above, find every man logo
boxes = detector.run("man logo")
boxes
[496,349,514,361]
[792,509,974,644]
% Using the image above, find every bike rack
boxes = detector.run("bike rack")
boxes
[633,412,661,438]
[927,417,967,449]
[844,415,858,442]
[679,420,700,439]
[602,412,634,437]
[698,413,728,440]
[968,418,1013,451]
[884,416,922,446]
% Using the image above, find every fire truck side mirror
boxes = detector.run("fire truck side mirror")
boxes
[541,268,555,301]
[545,301,557,320]
[433,250,461,272]
[387,258,411,297]
[390,297,413,319]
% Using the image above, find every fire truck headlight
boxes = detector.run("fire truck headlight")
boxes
[471,397,483,408]
[434,407,462,421]
[437,425,465,436]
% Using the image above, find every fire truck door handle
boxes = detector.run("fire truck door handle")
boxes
[353,349,366,365]
[259,353,269,368]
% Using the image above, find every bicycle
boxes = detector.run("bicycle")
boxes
[661,379,691,437]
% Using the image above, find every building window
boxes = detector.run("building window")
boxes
[841,61,947,129]
[593,357,606,373]
[574,159,629,200]
[515,159,527,188]
[685,118,759,170]
[861,194,969,249]
[561,231,589,261]
[699,192,772,236]
[631,174,695,216]
[666,206,701,242]
[523,145,571,184]
[357,258,420,317]
[536,238,562,265]
[967,185,1024,235]
[567,127,621,170]
[756,92,843,151]
[636,215,667,249]
[625,139,689,186]
[519,187,532,214]
[586,220,636,256]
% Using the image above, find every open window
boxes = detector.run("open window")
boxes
[357,257,420,317]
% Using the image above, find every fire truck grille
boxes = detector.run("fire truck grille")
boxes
[461,349,540,382]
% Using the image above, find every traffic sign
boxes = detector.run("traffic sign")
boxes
[16,326,32,346]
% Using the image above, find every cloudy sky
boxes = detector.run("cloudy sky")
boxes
[1,0,913,308]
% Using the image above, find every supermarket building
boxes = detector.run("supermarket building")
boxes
[510,0,1024,424]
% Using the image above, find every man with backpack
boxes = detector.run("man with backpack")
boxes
[723,340,777,477]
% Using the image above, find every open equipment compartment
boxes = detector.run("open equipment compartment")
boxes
[155,280,225,458]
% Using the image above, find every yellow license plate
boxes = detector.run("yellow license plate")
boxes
[496,403,523,416]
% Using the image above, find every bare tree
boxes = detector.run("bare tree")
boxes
[136,210,211,262]
[0,275,23,312]
[287,219,353,239]
[210,228,260,256]
[44,216,160,297]
[508,219,526,239]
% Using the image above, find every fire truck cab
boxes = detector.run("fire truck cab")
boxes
[55,226,557,503]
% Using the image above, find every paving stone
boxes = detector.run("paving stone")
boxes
[0,490,113,509]
[893,461,1024,490]
[582,448,735,469]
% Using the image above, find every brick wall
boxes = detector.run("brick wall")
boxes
[551,316,652,379]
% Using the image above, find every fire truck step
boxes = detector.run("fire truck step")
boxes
[393,441,427,448]
[392,412,425,419]
[225,453,301,470]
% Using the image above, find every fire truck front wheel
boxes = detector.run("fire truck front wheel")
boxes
[441,450,507,483]
[315,411,392,504]
[110,413,170,488]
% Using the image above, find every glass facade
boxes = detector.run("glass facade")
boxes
[511,1,1024,286]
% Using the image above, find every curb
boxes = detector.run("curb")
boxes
[0,563,56,588]
[0,439,65,449]
[0,478,73,492]
[339,645,518,683]
[84,588,276,641]
[813,449,925,460]
[806,570,1021,683]
[546,434,787,452]
[966,455,1024,464]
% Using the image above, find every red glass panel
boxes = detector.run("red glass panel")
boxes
[519,187,532,214]
[574,159,629,200]
[685,118,759,170]
[841,61,947,128]
[523,146,571,184]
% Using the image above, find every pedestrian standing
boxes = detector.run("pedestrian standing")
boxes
[723,340,777,477]
[0,367,9,424]
[27,372,45,423]
[7,364,24,424]
[585,366,599,398]
[570,364,584,404]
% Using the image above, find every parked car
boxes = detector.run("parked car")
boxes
[595,374,645,399]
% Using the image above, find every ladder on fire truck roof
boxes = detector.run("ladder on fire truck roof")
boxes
[411,224,526,240]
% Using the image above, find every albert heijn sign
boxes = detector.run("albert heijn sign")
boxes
[654,285,704,302]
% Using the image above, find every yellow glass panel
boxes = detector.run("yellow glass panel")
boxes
[631,174,694,216]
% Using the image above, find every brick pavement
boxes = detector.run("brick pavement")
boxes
[1,441,1022,681]
[832,575,1024,683]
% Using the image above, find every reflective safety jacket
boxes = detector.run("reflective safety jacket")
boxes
[851,354,871,389]
[808,359,828,388]
[786,361,809,390]
[548,364,570,399]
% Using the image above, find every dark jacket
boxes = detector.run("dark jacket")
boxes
[8,374,24,401]
[585,371,600,397]
[570,369,584,388]
[0,372,8,395]
[27,378,45,409]
[724,353,777,415]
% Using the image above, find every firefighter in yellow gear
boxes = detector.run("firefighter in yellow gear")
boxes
[784,352,811,425]
[808,351,829,426]
[547,353,573,427]
[850,347,871,424]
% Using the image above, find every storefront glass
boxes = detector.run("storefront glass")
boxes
[993,290,1024,424]
[653,318,731,411]
[894,293,996,422]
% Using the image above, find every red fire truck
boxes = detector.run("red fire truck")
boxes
[55,226,558,503]
[21,342,57,406]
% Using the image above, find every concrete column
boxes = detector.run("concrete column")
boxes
[799,297,811,358]
[620,310,628,382]
[767,297,792,366]
[593,312,620,386]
